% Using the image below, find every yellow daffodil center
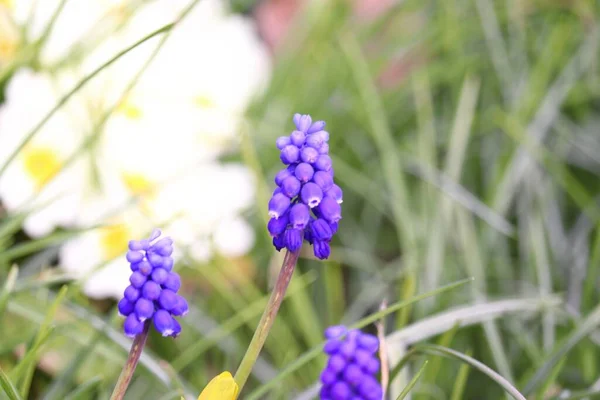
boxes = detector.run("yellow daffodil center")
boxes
[122,173,154,196]
[22,147,62,189]
[198,372,239,400]
[117,99,142,119]
[99,224,129,260]
[194,94,216,109]
[0,0,13,9]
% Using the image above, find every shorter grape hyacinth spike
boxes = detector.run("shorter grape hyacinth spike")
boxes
[118,229,188,338]
[320,326,383,400]
[268,114,342,259]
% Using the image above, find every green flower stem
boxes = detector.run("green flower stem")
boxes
[109,320,151,400]
[234,249,301,395]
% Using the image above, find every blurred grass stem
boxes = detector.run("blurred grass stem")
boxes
[109,321,150,400]
[234,249,300,395]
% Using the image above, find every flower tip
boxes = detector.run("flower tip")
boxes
[198,371,239,400]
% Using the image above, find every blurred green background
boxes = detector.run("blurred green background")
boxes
[1,0,600,399]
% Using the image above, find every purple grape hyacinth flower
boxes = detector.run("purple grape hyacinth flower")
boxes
[118,229,188,338]
[320,326,383,400]
[267,114,343,259]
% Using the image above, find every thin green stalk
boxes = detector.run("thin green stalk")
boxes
[233,249,301,395]
[109,321,150,400]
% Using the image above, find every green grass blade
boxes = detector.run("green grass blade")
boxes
[63,376,103,400]
[414,344,526,400]
[523,304,600,395]
[0,366,22,400]
[450,349,472,400]
[396,360,428,400]
[0,265,18,316]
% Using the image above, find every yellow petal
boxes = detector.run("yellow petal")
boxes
[198,372,239,400]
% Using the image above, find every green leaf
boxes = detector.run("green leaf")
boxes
[413,344,526,400]
[63,376,103,400]
[396,360,428,400]
[0,366,22,400]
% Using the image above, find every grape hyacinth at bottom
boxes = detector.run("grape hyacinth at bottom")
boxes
[117,228,188,338]
[268,113,343,260]
[320,325,382,400]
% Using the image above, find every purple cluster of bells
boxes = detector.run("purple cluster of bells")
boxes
[268,114,342,259]
[320,326,383,400]
[117,229,188,338]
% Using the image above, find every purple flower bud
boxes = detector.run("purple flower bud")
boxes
[292,113,301,127]
[153,237,173,249]
[358,376,382,399]
[281,176,301,198]
[328,354,346,373]
[330,381,351,398]
[142,281,161,300]
[313,171,334,191]
[276,136,291,149]
[158,289,178,310]
[343,364,363,386]
[126,250,143,263]
[155,244,173,256]
[153,310,177,337]
[149,228,161,241]
[312,219,333,241]
[290,130,306,147]
[171,318,182,337]
[339,337,357,359]
[130,262,140,272]
[294,162,314,183]
[124,314,144,337]
[124,285,140,302]
[280,145,300,164]
[148,252,164,268]
[324,339,342,354]
[163,272,181,292]
[129,271,146,288]
[162,257,174,271]
[134,298,155,321]
[151,267,168,284]
[273,187,283,196]
[318,143,329,154]
[297,114,312,132]
[353,349,371,368]
[289,203,310,229]
[315,155,333,171]
[306,133,324,149]
[118,298,135,316]
[357,333,379,353]
[128,239,149,251]
[268,213,289,237]
[320,368,338,385]
[275,167,293,186]
[300,146,319,163]
[317,197,341,223]
[272,235,285,251]
[304,227,314,244]
[325,325,347,339]
[314,240,331,260]
[171,295,189,316]
[330,222,339,235]
[137,260,152,276]
[307,120,326,134]
[301,182,323,208]
[284,228,303,252]
[364,357,380,374]
[315,130,330,142]
[325,184,343,204]
[319,386,331,399]
[268,193,291,219]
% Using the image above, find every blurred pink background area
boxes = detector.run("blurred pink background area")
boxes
[255,0,395,51]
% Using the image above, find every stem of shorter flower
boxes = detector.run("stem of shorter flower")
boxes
[233,249,301,395]
[109,320,151,400]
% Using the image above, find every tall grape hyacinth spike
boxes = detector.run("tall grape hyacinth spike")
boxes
[268,113,342,259]
[110,229,187,400]
[320,326,383,400]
